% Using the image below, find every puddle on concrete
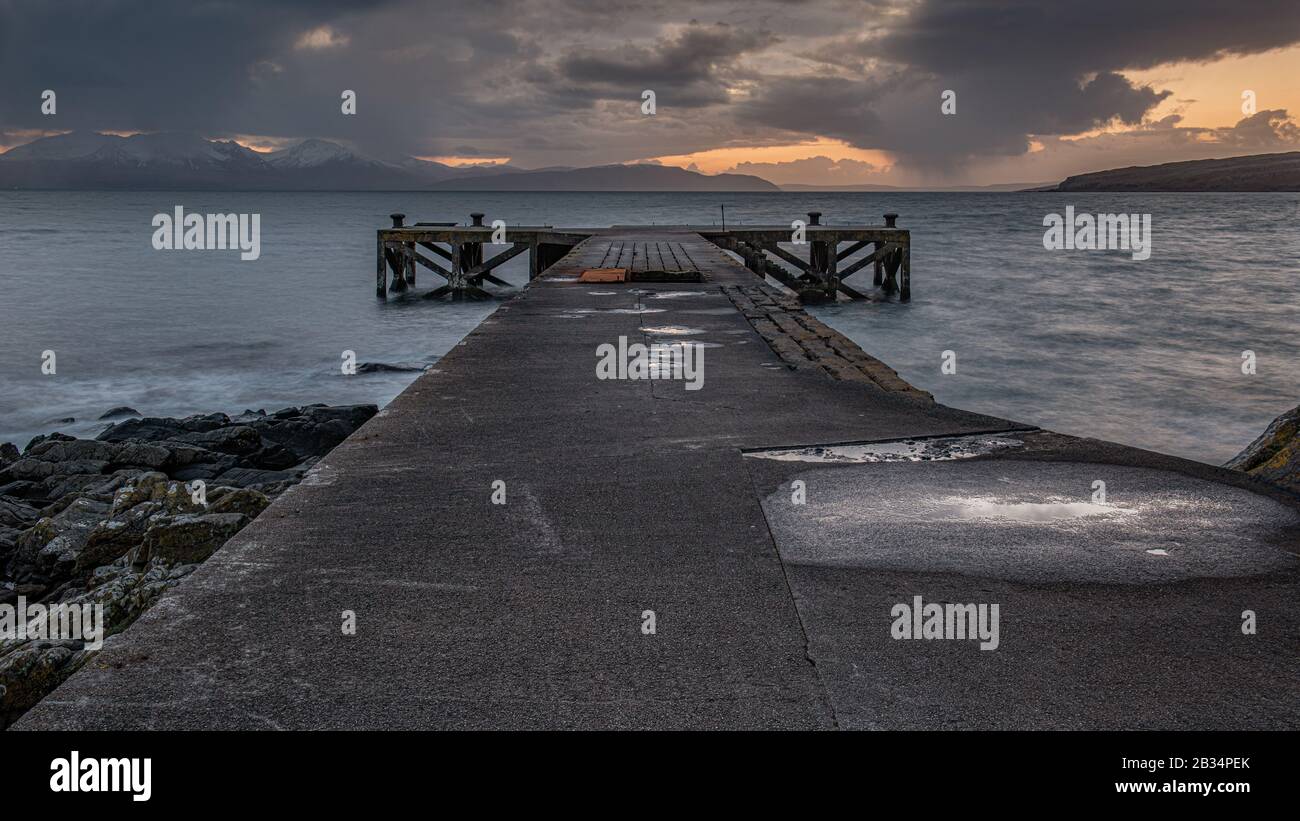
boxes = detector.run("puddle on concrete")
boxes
[587,291,618,296]
[933,497,1134,522]
[745,433,1027,463]
[641,325,706,335]
[757,458,1300,584]
[647,292,707,299]
[567,307,667,315]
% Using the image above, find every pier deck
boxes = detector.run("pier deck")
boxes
[18,228,1300,730]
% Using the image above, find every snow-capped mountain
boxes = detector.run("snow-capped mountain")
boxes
[0,132,778,191]
[266,138,392,170]
[1,131,263,168]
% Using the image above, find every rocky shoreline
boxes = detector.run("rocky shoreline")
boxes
[0,403,376,727]
[1,398,1296,729]
[1226,403,1300,494]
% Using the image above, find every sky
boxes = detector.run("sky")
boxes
[1,0,1299,186]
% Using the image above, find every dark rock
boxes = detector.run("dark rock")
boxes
[356,362,421,373]
[207,487,270,518]
[111,442,172,470]
[26,439,119,462]
[249,404,376,460]
[22,432,73,454]
[211,467,300,488]
[155,442,234,471]
[0,640,88,729]
[8,497,110,584]
[0,481,46,502]
[1,457,109,483]
[43,470,148,510]
[0,526,20,564]
[169,462,232,483]
[0,497,39,529]
[1,402,373,726]
[98,406,141,420]
[97,412,231,443]
[1227,404,1300,493]
[249,443,300,471]
[140,512,250,565]
[76,501,163,573]
[172,425,264,456]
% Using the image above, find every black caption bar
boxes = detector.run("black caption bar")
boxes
[0,731,1284,808]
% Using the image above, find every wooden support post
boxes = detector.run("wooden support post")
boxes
[824,239,839,299]
[873,241,884,287]
[449,243,464,297]
[376,239,387,298]
[388,245,409,293]
[882,248,900,295]
[406,242,416,286]
[900,243,911,302]
[528,241,539,279]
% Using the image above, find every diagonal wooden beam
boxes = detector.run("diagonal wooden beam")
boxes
[836,280,869,299]
[411,249,453,280]
[464,242,529,279]
[418,241,453,261]
[840,242,901,279]
[836,240,870,261]
[761,242,812,273]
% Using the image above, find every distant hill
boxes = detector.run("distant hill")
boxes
[0,132,775,191]
[1051,151,1300,192]
[779,181,1053,192]
[427,163,778,192]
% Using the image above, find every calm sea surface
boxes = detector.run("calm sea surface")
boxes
[1,191,1296,464]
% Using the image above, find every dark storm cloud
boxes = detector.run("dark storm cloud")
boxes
[876,0,1300,73]
[0,0,391,132]
[1,0,1299,174]
[555,23,775,107]
[737,0,1300,173]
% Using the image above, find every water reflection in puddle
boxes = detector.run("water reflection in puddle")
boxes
[562,308,667,315]
[934,497,1135,522]
[641,325,706,335]
[746,433,1026,463]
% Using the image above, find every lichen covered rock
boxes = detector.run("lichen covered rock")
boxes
[1227,404,1300,494]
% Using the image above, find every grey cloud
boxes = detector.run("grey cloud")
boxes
[1,0,1298,176]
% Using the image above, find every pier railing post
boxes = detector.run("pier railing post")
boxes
[806,211,837,299]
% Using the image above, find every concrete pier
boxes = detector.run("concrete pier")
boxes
[17,228,1300,730]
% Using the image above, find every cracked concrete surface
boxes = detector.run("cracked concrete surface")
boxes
[16,233,1299,730]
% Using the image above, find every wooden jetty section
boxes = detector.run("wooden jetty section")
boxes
[19,221,1300,731]
[377,211,911,302]
[699,211,911,301]
[377,212,588,300]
